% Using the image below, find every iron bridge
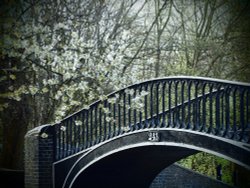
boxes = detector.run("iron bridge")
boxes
[39,76,250,188]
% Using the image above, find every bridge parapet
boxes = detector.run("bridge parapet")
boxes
[25,124,54,188]
[45,76,250,161]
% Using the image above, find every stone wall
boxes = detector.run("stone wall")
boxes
[150,163,233,188]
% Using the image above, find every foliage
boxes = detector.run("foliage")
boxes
[1,0,249,124]
[178,152,234,185]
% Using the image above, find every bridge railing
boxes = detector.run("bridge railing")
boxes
[52,76,250,161]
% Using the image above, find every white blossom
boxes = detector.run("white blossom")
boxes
[121,126,130,132]
[102,107,110,114]
[83,105,90,110]
[115,93,120,99]
[60,126,66,131]
[42,87,49,93]
[105,117,112,122]
[75,120,83,126]
[41,133,48,138]
[140,90,149,96]
[29,86,39,95]
[99,95,108,101]
[108,97,116,104]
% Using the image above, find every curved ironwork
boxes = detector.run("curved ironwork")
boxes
[51,76,250,161]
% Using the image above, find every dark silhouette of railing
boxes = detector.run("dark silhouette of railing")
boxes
[51,76,250,161]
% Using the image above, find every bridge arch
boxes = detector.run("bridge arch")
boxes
[61,128,250,188]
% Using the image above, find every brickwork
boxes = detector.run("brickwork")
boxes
[39,132,54,188]
[150,164,233,188]
[25,131,39,188]
[24,125,54,188]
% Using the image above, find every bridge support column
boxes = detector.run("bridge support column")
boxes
[24,125,54,188]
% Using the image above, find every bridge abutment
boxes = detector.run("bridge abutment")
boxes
[24,125,54,188]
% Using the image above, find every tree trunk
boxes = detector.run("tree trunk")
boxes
[0,100,29,170]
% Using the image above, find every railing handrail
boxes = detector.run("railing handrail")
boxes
[57,76,250,123]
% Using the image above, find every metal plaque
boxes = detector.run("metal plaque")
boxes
[148,131,160,142]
